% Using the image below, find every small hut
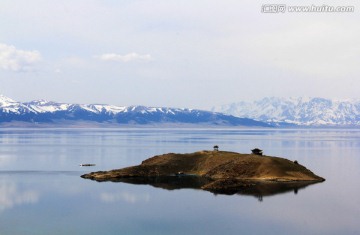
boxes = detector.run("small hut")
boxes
[251,148,263,156]
[213,145,219,151]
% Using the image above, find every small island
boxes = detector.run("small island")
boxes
[81,150,325,194]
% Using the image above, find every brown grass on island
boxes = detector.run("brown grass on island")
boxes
[81,150,325,194]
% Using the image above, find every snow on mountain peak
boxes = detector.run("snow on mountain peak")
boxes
[0,94,17,106]
[213,97,360,126]
[28,99,50,105]
[0,95,270,127]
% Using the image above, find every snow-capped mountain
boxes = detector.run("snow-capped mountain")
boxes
[212,97,360,126]
[0,95,270,127]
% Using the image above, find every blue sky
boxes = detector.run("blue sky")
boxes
[1,0,359,109]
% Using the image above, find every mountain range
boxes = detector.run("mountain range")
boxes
[213,97,360,127]
[0,95,269,127]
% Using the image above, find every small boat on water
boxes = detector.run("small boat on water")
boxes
[79,164,96,167]
[175,171,185,176]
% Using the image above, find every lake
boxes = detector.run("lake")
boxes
[0,128,359,235]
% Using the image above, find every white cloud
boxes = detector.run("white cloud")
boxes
[97,53,152,62]
[2,1,360,105]
[54,68,62,73]
[0,43,41,72]
[244,21,360,77]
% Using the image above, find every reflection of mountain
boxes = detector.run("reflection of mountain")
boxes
[102,176,320,201]
[0,180,39,212]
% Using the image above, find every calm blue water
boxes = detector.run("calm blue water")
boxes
[0,128,359,235]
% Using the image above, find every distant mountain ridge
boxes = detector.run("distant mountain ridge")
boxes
[213,97,360,126]
[0,95,270,127]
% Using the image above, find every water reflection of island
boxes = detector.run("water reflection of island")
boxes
[107,175,320,201]
[82,150,325,201]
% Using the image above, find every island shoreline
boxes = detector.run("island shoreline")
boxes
[81,150,325,194]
